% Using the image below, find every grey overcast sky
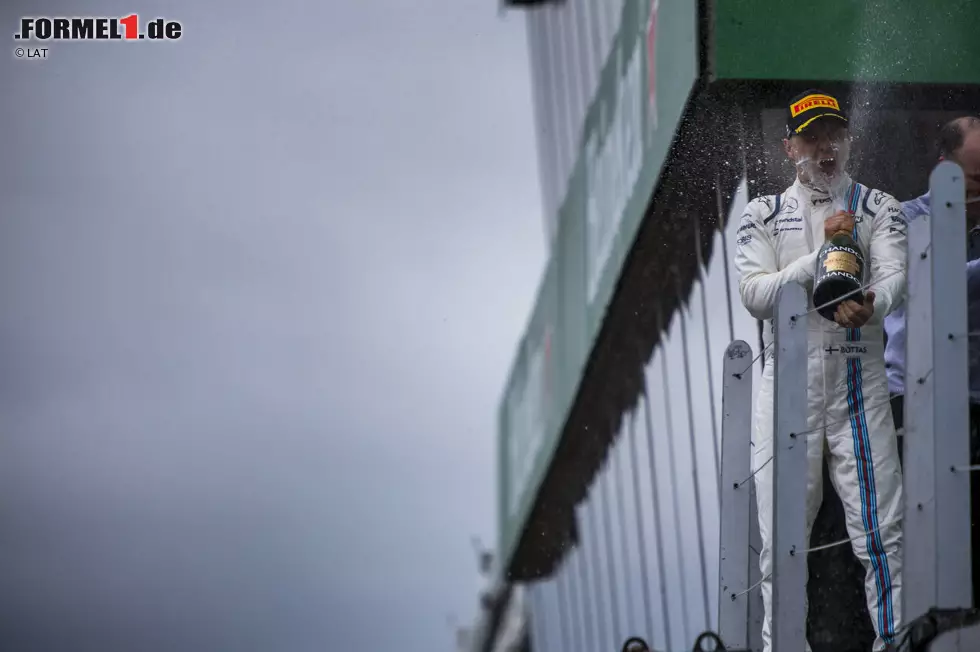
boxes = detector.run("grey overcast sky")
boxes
[0,1,545,650]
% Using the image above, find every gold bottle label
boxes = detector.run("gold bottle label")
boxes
[823,250,860,276]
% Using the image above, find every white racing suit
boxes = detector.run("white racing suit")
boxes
[733,176,907,652]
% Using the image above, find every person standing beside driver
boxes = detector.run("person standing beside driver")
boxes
[884,115,980,603]
[734,89,907,652]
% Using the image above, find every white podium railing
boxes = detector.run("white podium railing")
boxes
[718,339,754,649]
[715,283,809,652]
[904,161,975,651]
[770,283,810,652]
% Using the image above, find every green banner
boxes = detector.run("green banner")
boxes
[713,0,980,83]
[497,0,698,574]
[498,261,557,537]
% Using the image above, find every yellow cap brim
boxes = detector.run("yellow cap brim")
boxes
[795,112,848,134]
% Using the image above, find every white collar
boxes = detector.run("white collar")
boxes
[793,173,853,201]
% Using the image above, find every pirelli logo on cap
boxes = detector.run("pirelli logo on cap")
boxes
[790,94,840,117]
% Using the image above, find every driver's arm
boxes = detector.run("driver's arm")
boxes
[734,198,819,320]
[865,197,908,323]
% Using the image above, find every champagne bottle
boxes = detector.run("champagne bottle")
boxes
[812,225,865,321]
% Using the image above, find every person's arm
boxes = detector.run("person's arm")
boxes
[865,198,908,323]
[734,198,820,320]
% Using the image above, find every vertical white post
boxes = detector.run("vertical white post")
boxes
[931,162,972,610]
[906,161,973,651]
[748,482,765,651]
[719,340,754,648]
[771,283,809,652]
[904,162,972,605]
[904,171,936,621]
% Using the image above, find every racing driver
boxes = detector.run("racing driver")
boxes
[734,89,907,652]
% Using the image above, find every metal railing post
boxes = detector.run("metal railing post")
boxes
[748,480,765,651]
[902,194,934,625]
[771,283,809,652]
[718,340,754,648]
[905,160,973,650]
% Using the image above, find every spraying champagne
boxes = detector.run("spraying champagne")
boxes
[808,166,868,321]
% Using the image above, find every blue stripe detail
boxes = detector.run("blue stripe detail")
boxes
[861,185,875,217]
[844,328,896,641]
[856,368,896,641]
[848,183,862,224]
[763,194,782,225]
[846,183,861,241]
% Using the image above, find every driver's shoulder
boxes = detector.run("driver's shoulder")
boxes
[744,192,785,224]
[853,182,900,218]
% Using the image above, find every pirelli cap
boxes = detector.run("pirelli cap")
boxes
[786,89,849,136]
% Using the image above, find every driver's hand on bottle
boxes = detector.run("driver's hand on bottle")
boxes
[835,291,875,328]
[824,211,855,239]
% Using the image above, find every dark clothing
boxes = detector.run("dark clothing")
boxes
[890,394,904,432]
[890,394,904,466]
[889,394,980,605]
